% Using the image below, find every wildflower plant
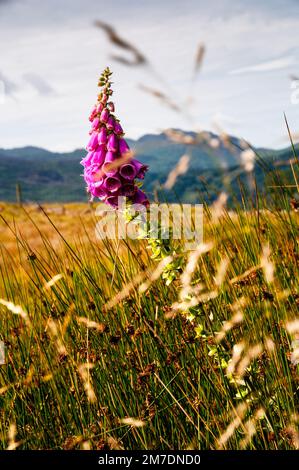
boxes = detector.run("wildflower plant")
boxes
[81,67,149,208]
[82,68,184,284]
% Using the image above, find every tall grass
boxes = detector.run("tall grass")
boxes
[0,186,298,449]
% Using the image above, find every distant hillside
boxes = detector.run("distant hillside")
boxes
[0,130,296,203]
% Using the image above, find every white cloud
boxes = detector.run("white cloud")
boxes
[230,56,297,75]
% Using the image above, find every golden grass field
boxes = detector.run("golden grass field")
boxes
[0,201,299,450]
[0,203,97,259]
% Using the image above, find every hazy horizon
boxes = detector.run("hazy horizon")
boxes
[0,126,295,153]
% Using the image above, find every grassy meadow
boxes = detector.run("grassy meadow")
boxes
[0,194,299,451]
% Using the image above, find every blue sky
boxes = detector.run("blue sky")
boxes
[0,0,299,151]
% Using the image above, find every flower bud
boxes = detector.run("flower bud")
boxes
[92,117,100,130]
[98,127,107,145]
[100,108,109,123]
[89,107,97,122]
[106,115,115,131]
[96,103,103,113]
[114,121,123,135]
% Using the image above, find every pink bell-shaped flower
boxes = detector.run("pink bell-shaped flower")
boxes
[86,132,99,151]
[119,163,137,181]
[98,127,107,145]
[102,151,118,176]
[107,133,118,152]
[119,138,129,155]
[103,175,122,193]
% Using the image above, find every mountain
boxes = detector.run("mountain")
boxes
[0,130,296,204]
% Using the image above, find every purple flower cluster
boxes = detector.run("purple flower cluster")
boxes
[81,68,149,208]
